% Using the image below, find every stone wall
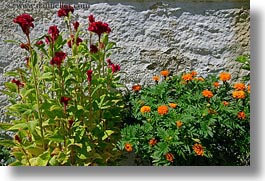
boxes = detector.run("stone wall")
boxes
[0,0,250,122]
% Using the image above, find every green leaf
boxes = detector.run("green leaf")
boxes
[3,71,20,77]
[48,134,65,143]
[8,123,28,131]
[0,123,14,130]
[102,130,115,140]
[39,72,53,81]
[91,84,103,97]
[38,151,51,166]
[0,140,16,147]
[4,82,17,92]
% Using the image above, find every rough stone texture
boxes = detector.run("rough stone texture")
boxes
[0,0,250,122]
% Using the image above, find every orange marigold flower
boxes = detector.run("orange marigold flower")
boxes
[197,77,204,81]
[232,91,245,99]
[247,85,250,93]
[191,71,197,77]
[157,105,169,115]
[237,111,246,120]
[124,143,133,152]
[182,73,193,81]
[234,83,246,91]
[176,120,183,128]
[140,106,151,113]
[160,70,170,77]
[149,138,157,146]
[219,72,231,82]
[193,143,204,156]
[202,90,214,98]
[223,101,229,106]
[165,153,174,162]
[132,84,141,92]
[169,103,177,109]
[213,82,220,88]
[153,75,160,82]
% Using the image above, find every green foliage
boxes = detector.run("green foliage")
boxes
[235,54,250,81]
[119,71,250,166]
[0,11,124,166]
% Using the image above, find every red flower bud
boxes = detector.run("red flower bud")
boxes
[88,14,95,23]
[68,119,74,128]
[11,79,24,88]
[14,135,21,143]
[86,70,93,83]
[88,21,111,37]
[50,51,67,67]
[20,43,30,51]
[48,25,59,43]
[73,21,79,31]
[57,5,74,17]
[90,45,98,53]
[60,96,71,106]
[13,14,34,36]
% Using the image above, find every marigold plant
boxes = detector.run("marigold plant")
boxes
[119,70,250,166]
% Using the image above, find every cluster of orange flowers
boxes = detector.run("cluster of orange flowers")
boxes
[193,143,204,156]
[176,120,183,128]
[202,89,214,98]
[219,72,231,82]
[132,84,141,92]
[124,143,133,152]
[149,138,157,146]
[237,111,246,120]
[165,153,174,162]
[140,106,151,113]
[140,103,177,115]
[157,105,169,115]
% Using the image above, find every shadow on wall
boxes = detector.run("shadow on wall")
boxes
[48,0,249,13]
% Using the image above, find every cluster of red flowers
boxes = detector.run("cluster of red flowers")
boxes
[50,51,67,67]
[106,58,120,73]
[13,14,34,36]
[88,14,111,37]
[57,5,74,17]
[47,25,60,44]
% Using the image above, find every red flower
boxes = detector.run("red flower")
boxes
[57,5,74,17]
[50,51,67,67]
[60,96,71,106]
[73,21,79,31]
[88,14,95,23]
[110,64,120,73]
[86,70,93,83]
[106,58,113,66]
[68,119,74,128]
[67,35,82,48]
[48,25,60,43]
[14,135,21,144]
[90,45,99,53]
[88,21,111,37]
[35,40,44,46]
[13,14,34,36]
[11,79,24,88]
[20,43,30,51]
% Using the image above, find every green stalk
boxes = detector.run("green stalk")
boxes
[27,35,45,150]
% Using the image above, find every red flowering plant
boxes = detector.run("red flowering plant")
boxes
[0,7,124,166]
[119,70,250,166]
